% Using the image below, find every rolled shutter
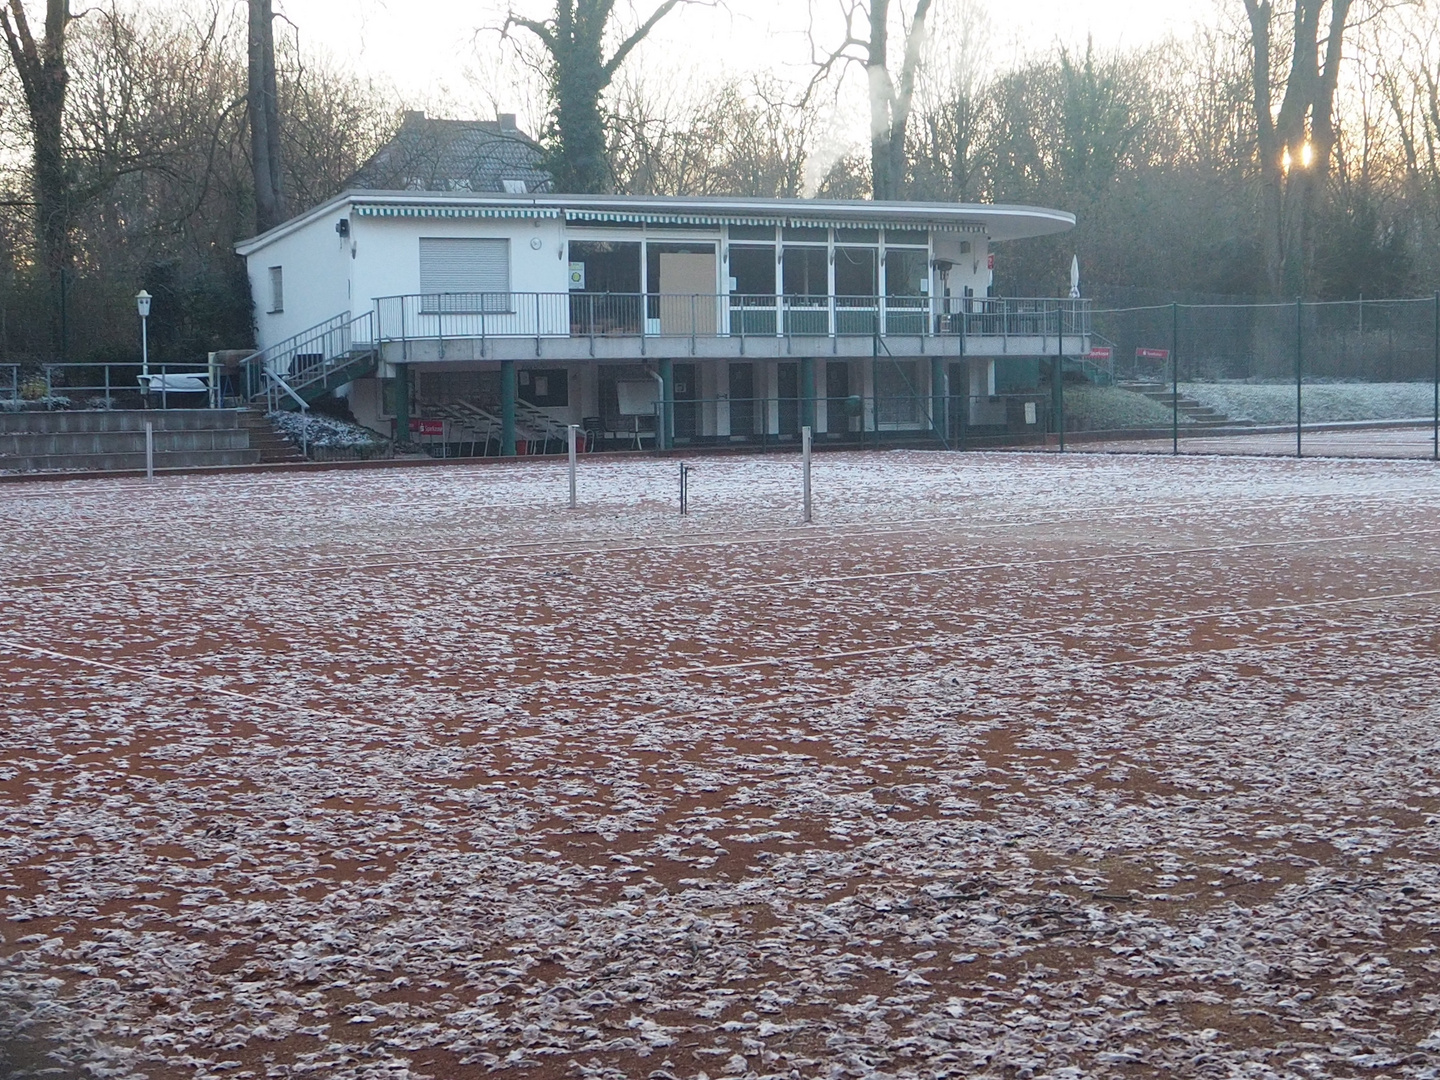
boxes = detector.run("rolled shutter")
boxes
[419,238,510,312]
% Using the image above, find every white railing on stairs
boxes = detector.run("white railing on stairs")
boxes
[242,310,376,403]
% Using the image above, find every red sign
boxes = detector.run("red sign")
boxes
[1085,346,1113,361]
[409,419,445,436]
[987,253,995,270]
[1136,347,1170,360]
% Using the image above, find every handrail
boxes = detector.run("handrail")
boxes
[263,370,311,455]
[244,310,376,405]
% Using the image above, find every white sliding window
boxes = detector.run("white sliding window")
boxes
[419,237,511,312]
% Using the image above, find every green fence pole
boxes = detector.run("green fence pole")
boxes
[1296,298,1303,459]
[1054,301,1065,453]
[1171,302,1179,456]
[500,359,516,456]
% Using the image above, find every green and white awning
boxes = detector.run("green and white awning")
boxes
[565,209,781,227]
[354,204,563,220]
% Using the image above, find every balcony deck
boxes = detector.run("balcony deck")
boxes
[368,293,1091,365]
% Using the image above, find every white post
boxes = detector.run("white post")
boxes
[801,424,813,523]
[144,421,154,481]
[140,315,149,380]
[567,423,578,508]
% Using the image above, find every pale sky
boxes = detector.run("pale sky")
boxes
[270,0,1206,189]
[279,0,1203,143]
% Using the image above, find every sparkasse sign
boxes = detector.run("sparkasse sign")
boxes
[1136,347,1170,360]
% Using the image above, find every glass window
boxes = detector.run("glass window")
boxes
[730,224,778,241]
[782,247,828,298]
[782,225,828,243]
[268,266,283,313]
[835,227,879,243]
[885,249,929,297]
[835,247,876,297]
[567,241,641,293]
[885,228,928,247]
[729,245,775,298]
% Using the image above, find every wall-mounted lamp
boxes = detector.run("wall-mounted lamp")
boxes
[336,218,350,238]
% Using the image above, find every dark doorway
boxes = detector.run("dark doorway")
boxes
[825,361,851,436]
[729,362,754,437]
[673,362,699,441]
[948,361,967,443]
[778,361,799,436]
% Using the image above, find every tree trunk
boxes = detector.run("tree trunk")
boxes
[248,0,287,232]
[508,0,684,195]
[1,0,72,359]
[863,0,931,201]
[1243,0,1352,298]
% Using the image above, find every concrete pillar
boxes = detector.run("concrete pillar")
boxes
[500,359,517,456]
[393,362,410,444]
[930,355,947,442]
[658,357,674,450]
[799,356,816,432]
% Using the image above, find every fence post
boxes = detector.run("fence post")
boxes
[1296,297,1303,459]
[1053,301,1065,453]
[145,420,154,481]
[1171,302,1179,456]
[802,425,813,523]
[1433,292,1438,462]
[568,423,578,508]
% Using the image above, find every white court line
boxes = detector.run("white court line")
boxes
[716,531,1425,593]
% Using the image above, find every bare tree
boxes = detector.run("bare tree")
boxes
[248,0,286,231]
[808,0,933,200]
[502,0,693,193]
[1,0,72,355]
[1242,0,1356,296]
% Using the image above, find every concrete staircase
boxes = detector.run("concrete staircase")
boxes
[237,410,306,463]
[0,410,280,473]
[1116,382,1254,427]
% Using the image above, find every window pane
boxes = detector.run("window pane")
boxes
[834,247,876,296]
[782,248,827,297]
[886,249,928,297]
[782,226,828,242]
[835,227,878,243]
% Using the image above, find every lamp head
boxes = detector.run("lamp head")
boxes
[136,290,152,318]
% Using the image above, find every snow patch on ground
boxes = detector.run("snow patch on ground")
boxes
[1183,381,1437,423]
[266,410,387,449]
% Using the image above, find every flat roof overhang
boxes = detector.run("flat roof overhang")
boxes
[236,191,1076,256]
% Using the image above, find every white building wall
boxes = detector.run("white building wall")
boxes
[247,214,351,354]
[349,213,568,308]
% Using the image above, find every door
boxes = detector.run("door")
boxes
[729,362,754,437]
[659,253,717,335]
[673,362,699,441]
[778,362,800,436]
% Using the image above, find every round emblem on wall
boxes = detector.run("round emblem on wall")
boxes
[530,237,543,250]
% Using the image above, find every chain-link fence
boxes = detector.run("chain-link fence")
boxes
[1068,297,1440,460]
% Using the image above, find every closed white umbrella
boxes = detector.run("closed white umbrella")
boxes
[1069,255,1081,298]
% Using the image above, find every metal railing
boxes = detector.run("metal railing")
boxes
[372,292,1092,347]
[240,310,376,402]
[1,361,220,410]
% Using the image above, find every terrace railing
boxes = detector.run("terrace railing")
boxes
[372,292,1091,349]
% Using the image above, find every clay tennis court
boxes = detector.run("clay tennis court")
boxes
[2,451,1439,1079]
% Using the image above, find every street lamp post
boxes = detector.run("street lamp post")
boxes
[136,290,152,379]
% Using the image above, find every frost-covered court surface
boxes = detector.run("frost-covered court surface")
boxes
[1084,424,1438,459]
[2,451,1440,1080]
